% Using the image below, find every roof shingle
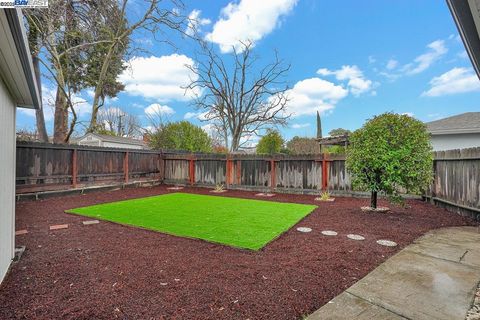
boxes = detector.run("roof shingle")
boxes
[426,112,480,134]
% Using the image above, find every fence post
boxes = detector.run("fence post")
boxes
[71,148,77,188]
[189,154,195,186]
[236,159,241,185]
[270,158,276,192]
[124,151,129,183]
[157,153,162,182]
[225,155,231,188]
[322,152,329,191]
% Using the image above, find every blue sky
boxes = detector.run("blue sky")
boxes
[17,0,480,144]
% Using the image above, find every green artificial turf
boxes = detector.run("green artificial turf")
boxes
[66,192,316,250]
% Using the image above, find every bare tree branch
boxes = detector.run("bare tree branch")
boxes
[185,41,291,151]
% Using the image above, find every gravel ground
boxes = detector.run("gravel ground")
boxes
[0,185,476,320]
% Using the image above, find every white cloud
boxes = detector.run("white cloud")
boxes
[283,77,348,117]
[205,0,298,53]
[71,95,91,116]
[402,112,414,117]
[184,111,208,120]
[291,123,310,129]
[380,40,449,81]
[119,54,198,102]
[186,9,211,36]
[144,103,175,116]
[422,67,480,97]
[368,56,376,64]
[201,123,215,135]
[317,65,374,96]
[402,40,447,75]
[184,112,198,119]
[386,59,398,70]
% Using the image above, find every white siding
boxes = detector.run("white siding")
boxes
[0,77,16,282]
[431,133,480,151]
[77,135,144,150]
[102,141,143,150]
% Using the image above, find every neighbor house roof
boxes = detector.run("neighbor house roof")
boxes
[77,133,147,147]
[447,0,480,79]
[426,112,480,135]
[0,9,40,109]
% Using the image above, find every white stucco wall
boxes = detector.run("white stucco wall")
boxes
[430,133,480,151]
[0,77,16,282]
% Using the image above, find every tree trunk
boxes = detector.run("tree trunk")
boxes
[27,14,48,142]
[53,87,68,144]
[370,191,378,209]
[88,42,117,132]
[32,56,49,142]
[35,108,48,142]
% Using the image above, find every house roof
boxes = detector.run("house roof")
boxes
[79,133,147,146]
[447,0,480,80]
[0,9,40,109]
[426,112,480,135]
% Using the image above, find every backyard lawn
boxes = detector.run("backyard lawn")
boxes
[66,192,317,250]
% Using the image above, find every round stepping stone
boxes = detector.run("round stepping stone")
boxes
[376,239,397,247]
[347,234,365,241]
[321,230,338,236]
[297,227,312,233]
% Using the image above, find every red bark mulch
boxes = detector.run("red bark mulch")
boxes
[0,185,476,319]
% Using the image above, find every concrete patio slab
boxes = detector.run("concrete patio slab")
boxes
[307,292,407,320]
[307,227,480,320]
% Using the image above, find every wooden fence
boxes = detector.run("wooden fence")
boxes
[16,142,163,193]
[161,153,350,193]
[15,142,480,218]
[427,147,480,218]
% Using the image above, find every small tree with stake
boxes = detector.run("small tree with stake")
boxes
[346,113,433,209]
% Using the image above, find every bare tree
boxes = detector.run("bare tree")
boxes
[87,0,186,132]
[97,107,141,137]
[185,41,291,152]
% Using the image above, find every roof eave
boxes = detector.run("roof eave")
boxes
[4,9,40,109]
[447,0,480,80]
[429,128,480,135]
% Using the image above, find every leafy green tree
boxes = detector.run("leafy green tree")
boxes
[329,128,351,136]
[346,113,433,208]
[256,130,284,154]
[325,145,346,155]
[149,121,212,152]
